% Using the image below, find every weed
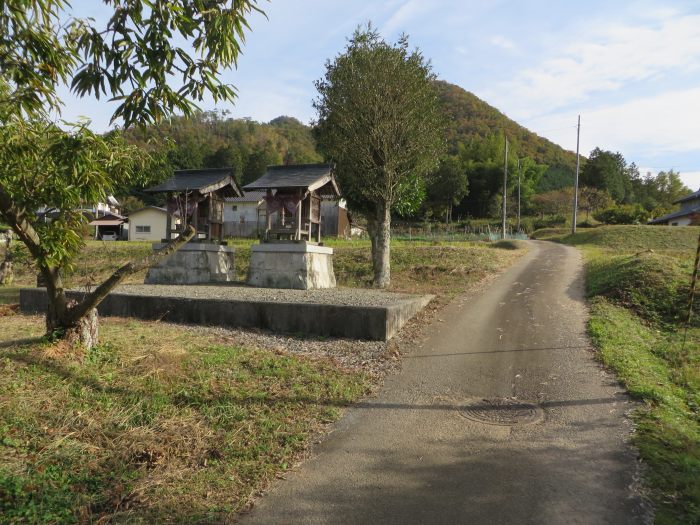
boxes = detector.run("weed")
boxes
[565,225,700,523]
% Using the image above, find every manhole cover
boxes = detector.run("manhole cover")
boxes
[459,397,544,426]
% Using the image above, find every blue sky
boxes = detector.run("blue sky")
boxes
[59,0,700,190]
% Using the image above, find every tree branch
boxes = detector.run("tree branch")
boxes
[67,225,196,323]
[0,185,43,260]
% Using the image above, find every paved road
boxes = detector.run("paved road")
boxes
[240,241,651,524]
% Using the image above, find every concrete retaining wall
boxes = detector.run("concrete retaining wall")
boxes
[20,288,432,341]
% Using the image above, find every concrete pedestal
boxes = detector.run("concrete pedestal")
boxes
[247,243,336,289]
[145,242,235,284]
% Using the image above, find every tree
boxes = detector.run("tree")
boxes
[578,187,613,221]
[0,0,261,348]
[594,205,650,225]
[119,195,146,216]
[427,156,468,223]
[580,148,630,203]
[314,25,444,287]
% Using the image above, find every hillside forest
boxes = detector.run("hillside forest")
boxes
[119,81,691,231]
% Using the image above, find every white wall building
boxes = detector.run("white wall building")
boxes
[223,191,266,237]
[128,206,178,241]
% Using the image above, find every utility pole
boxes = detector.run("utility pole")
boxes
[572,115,581,234]
[502,135,508,239]
[517,158,522,232]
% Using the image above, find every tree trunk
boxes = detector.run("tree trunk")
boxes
[1,181,195,350]
[0,236,13,285]
[46,226,195,350]
[47,299,98,349]
[367,203,391,288]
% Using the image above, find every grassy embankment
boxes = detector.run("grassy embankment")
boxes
[3,238,524,303]
[0,238,524,523]
[540,225,699,524]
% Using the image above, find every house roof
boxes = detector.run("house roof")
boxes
[225,190,267,204]
[243,163,340,196]
[128,205,168,216]
[674,188,700,204]
[145,168,242,197]
[648,206,700,224]
[88,212,126,226]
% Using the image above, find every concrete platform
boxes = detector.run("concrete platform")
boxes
[145,242,235,284]
[19,286,433,341]
[248,243,336,290]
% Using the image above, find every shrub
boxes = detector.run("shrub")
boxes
[594,205,650,225]
[586,252,690,325]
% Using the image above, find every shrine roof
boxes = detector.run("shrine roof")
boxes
[146,168,242,197]
[243,163,340,196]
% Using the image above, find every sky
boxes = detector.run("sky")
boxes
[59,0,700,190]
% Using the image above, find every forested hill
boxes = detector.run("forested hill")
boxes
[435,80,578,171]
[120,82,581,205]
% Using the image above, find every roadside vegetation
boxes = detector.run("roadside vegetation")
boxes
[0,315,370,524]
[0,237,524,523]
[4,238,525,303]
[544,225,699,524]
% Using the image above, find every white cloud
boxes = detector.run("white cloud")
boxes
[489,35,515,51]
[487,11,700,119]
[532,87,700,158]
[381,0,432,36]
[677,171,700,191]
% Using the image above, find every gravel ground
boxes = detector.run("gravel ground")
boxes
[114,284,421,307]
[185,324,401,381]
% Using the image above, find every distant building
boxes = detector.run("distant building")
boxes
[223,191,266,238]
[648,189,700,226]
[89,212,127,240]
[127,206,179,241]
[38,195,121,221]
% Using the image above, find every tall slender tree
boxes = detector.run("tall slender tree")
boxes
[314,25,444,287]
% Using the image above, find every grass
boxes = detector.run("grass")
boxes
[3,238,525,302]
[545,225,699,524]
[230,237,525,300]
[543,224,700,254]
[0,236,525,523]
[2,240,154,289]
[0,315,371,524]
[0,287,20,305]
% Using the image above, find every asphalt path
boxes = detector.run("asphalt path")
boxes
[239,241,652,524]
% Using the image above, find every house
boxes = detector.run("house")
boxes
[648,188,700,226]
[223,191,266,238]
[85,195,122,217]
[37,195,121,222]
[127,206,179,241]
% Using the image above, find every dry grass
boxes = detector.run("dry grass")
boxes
[0,315,371,524]
[0,237,526,523]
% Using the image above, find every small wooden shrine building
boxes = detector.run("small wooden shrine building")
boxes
[243,163,340,243]
[146,168,242,243]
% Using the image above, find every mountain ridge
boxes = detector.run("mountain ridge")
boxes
[435,80,579,171]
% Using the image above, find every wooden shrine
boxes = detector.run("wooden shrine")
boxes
[146,168,242,243]
[243,163,340,243]
[243,164,339,289]
[142,168,242,284]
